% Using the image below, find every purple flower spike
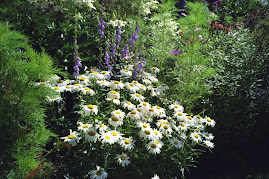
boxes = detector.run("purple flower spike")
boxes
[133,33,139,41]
[169,50,183,55]
[124,54,134,59]
[136,21,140,34]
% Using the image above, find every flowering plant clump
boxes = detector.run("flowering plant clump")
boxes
[42,62,216,178]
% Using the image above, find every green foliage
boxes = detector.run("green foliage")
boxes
[0,23,58,178]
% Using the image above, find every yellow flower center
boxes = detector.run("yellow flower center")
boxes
[51,97,57,99]
[102,71,107,74]
[181,123,185,127]
[164,125,169,130]
[206,135,209,137]
[87,105,95,109]
[196,115,201,119]
[125,70,129,72]
[153,131,158,135]
[142,102,147,106]
[162,84,166,86]
[101,81,105,84]
[74,84,80,86]
[142,124,147,128]
[105,136,110,139]
[58,79,63,83]
[194,134,199,139]
[135,94,140,97]
[100,124,105,127]
[174,141,178,145]
[187,116,192,120]
[112,117,118,121]
[151,144,157,148]
[55,87,59,90]
[66,86,70,89]
[144,130,150,135]
[131,111,136,115]
[39,82,45,85]
[114,81,120,84]
[207,119,212,122]
[111,132,118,136]
[153,67,157,70]
[124,140,130,144]
[178,112,183,116]
[116,111,121,114]
[129,83,134,87]
[110,91,117,94]
[80,77,85,81]
[156,106,161,110]
[82,125,88,128]
[96,170,102,176]
[141,85,145,88]
[88,131,96,136]
[121,156,126,160]
[133,81,138,84]
[137,109,141,112]
[127,102,131,105]
[68,135,75,139]
[144,115,149,118]
[155,141,160,144]
[84,87,90,90]
[174,105,179,108]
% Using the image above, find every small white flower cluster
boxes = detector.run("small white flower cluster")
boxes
[42,63,216,178]
[141,0,159,16]
[109,19,127,27]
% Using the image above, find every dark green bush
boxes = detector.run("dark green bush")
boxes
[0,23,59,178]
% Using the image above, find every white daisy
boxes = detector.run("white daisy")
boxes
[150,76,158,83]
[137,121,151,130]
[47,96,62,103]
[138,84,147,91]
[81,87,95,96]
[139,128,155,141]
[52,86,61,93]
[83,104,98,115]
[178,122,189,131]
[152,128,163,140]
[146,141,161,155]
[89,71,104,80]
[119,137,135,150]
[204,117,216,127]
[120,69,132,77]
[89,166,108,179]
[157,84,169,92]
[138,102,151,113]
[150,67,160,74]
[130,93,145,102]
[107,90,120,99]
[184,116,195,126]
[190,132,202,143]
[122,101,136,111]
[159,124,173,135]
[96,80,111,87]
[115,153,131,167]
[60,129,80,146]
[151,174,160,179]
[77,122,92,133]
[60,85,72,93]
[85,128,99,143]
[95,123,109,134]
[106,98,121,105]
[143,79,152,85]
[204,140,215,148]
[125,82,139,93]
[108,116,124,128]
[173,112,187,121]
[169,138,182,148]
[109,130,123,142]
[111,109,125,119]
[71,83,83,92]
[169,104,184,112]
[100,132,116,144]
[203,132,214,141]
[110,80,124,90]
[127,110,141,120]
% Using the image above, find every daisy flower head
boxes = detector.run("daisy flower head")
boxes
[125,83,139,93]
[85,128,99,143]
[157,84,169,92]
[115,153,131,167]
[173,112,187,121]
[83,104,98,116]
[122,101,136,111]
[152,128,163,140]
[150,67,160,74]
[190,132,202,143]
[169,103,184,112]
[169,138,182,149]
[120,69,132,77]
[138,102,151,113]
[139,128,155,141]
[125,64,134,71]
[52,86,61,93]
[204,140,215,149]
[77,122,93,133]
[60,129,80,146]
[78,75,89,85]
[47,96,62,103]
[184,116,195,126]
[71,83,83,92]
[81,87,95,96]
[138,84,147,92]
[119,137,135,150]
[203,132,214,141]
[111,109,125,119]
[146,140,162,155]
[204,117,216,127]
[95,122,109,134]
[107,90,120,99]
[130,93,145,102]
[89,71,104,80]
[137,121,151,130]
[150,76,158,83]
[96,80,111,87]
[143,79,152,85]
[110,80,124,90]
[101,71,111,78]
[109,130,123,142]
[127,110,141,121]
[141,115,153,122]
[60,85,72,93]
[89,166,108,179]
[100,132,116,145]
[159,124,173,136]
[108,116,124,128]
[106,98,121,105]
[146,107,158,118]
[178,122,189,131]
[131,80,141,87]
[153,106,166,117]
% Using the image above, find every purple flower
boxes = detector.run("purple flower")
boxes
[133,33,139,41]
[73,55,82,78]
[198,35,203,40]
[194,27,201,31]
[124,54,134,59]
[136,21,140,34]
[213,0,221,8]
[130,33,134,46]
[169,50,183,55]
